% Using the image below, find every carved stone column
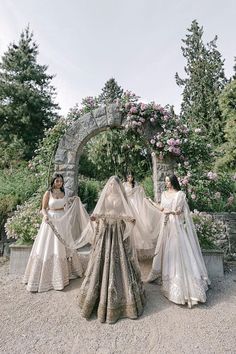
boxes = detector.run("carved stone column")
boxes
[152,154,175,202]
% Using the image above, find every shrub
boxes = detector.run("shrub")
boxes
[192,210,230,253]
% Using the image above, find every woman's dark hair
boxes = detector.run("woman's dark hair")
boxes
[167,174,181,191]
[49,173,65,193]
[126,172,135,188]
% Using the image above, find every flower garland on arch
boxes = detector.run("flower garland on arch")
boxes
[116,91,189,161]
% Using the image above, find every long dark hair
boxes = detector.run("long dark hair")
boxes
[49,173,65,193]
[167,174,181,191]
[126,172,135,188]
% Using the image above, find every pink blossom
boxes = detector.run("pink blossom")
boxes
[173,147,181,155]
[125,102,131,110]
[151,151,156,157]
[191,193,196,200]
[150,117,155,123]
[184,161,189,166]
[140,103,147,111]
[156,142,163,148]
[137,121,142,126]
[130,106,137,114]
[150,139,155,145]
[182,178,189,186]
[167,138,175,146]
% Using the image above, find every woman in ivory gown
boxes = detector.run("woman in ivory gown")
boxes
[147,175,210,308]
[78,176,145,324]
[123,172,162,258]
[23,173,89,292]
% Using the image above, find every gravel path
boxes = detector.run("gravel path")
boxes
[0,258,236,354]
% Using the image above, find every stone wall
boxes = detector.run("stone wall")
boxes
[213,212,236,256]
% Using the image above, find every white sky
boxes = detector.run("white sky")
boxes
[0,0,235,115]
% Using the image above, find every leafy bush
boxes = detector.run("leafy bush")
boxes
[5,193,42,244]
[192,210,229,253]
[141,175,154,199]
[78,176,105,212]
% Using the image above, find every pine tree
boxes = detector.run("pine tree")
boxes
[176,20,227,145]
[215,77,236,172]
[0,27,59,159]
[98,77,123,104]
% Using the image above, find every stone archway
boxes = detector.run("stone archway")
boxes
[54,103,174,201]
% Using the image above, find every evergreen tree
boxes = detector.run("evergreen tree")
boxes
[176,20,227,144]
[215,78,236,172]
[0,27,59,159]
[98,77,123,104]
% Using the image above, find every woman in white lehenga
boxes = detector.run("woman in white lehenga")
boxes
[23,173,89,292]
[147,175,210,308]
[78,176,145,324]
[123,173,162,258]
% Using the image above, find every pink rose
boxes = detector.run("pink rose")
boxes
[130,106,137,114]
[141,103,147,111]
[191,193,196,200]
[150,139,155,145]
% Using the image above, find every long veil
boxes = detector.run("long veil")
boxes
[48,196,92,250]
[91,176,136,241]
[173,191,210,282]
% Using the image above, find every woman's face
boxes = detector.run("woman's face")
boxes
[54,177,63,189]
[165,176,172,189]
[127,175,133,183]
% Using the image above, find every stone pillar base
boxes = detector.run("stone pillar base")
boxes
[9,244,32,275]
[202,249,224,278]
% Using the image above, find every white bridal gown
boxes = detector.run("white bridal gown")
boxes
[23,194,83,292]
[149,190,210,308]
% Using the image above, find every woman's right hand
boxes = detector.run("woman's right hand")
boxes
[43,215,49,223]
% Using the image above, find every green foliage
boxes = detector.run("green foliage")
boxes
[5,193,42,244]
[78,176,105,212]
[215,78,236,172]
[141,175,154,199]
[0,164,39,233]
[192,210,229,253]
[4,120,67,242]
[176,20,227,145]
[178,169,236,212]
[0,135,26,169]
[0,26,59,159]
[81,128,151,181]
[99,78,123,104]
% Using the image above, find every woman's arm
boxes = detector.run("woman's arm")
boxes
[41,191,50,222]
[146,197,164,212]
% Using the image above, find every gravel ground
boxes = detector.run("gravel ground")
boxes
[0,257,236,354]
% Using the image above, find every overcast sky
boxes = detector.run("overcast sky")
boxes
[0,0,235,115]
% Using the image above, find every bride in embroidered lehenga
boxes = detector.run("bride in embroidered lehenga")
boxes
[23,174,90,292]
[147,175,210,308]
[77,176,145,324]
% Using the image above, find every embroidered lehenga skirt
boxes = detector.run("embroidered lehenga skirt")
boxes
[78,218,145,324]
[23,210,83,292]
